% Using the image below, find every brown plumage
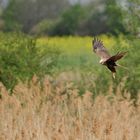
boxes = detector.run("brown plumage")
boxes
[92,37,127,78]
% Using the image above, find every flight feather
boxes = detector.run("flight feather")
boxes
[92,37,110,62]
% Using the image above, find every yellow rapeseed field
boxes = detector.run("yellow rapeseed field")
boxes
[37,35,130,54]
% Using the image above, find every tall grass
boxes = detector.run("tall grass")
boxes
[0,75,140,140]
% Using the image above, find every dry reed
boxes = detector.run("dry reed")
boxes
[0,74,140,140]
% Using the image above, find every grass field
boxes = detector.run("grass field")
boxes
[0,32,140,139]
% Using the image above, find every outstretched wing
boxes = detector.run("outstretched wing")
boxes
[92,37,110,61]
[106,52,127,62]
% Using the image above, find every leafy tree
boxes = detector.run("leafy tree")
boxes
[51,4,86,35]
[2,0,22,31]
[71,0,127,36]
[105,0,127,35]
[2,0,70,32]
[121,0,140,36]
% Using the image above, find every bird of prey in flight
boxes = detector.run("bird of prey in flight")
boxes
[92,37,127,79]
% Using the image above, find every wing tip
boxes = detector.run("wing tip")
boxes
[93,36,102,44]
[92,36,105,53]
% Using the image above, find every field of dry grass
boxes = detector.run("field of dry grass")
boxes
[0,74,140,140]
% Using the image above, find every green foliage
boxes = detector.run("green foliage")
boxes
[124,37,140,97]
[30,19,57,35]
[2,0,22,31]
[49,1,128,36]
[105,0,127,35]
[121,0,140,36]
[1,0,139,36]
[2,0,70,33]
[0,32,61,90]
[48,4,87,35]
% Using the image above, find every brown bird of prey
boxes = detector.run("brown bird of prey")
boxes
[92,37,127,79]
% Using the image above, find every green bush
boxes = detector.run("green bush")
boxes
[0,32,61,91]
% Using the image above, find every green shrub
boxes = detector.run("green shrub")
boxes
[0,32,61,91]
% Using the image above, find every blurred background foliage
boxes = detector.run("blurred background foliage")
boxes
[0,0,139,98]
[0,0,139,36]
